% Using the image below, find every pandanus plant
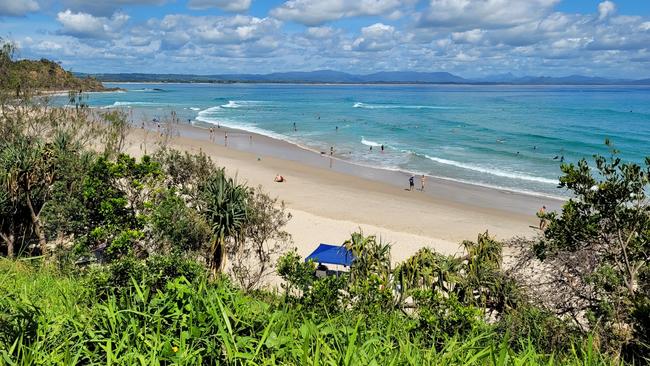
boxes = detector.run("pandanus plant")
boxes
[200,169,249,276]
[459,231,508,310]
[394,247,463,304]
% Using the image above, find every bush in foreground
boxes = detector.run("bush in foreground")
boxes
[0,259,621,365]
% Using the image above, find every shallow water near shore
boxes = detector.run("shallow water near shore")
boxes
[55,83,650,197]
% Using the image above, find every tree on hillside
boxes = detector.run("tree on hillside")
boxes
[516,140,650,360]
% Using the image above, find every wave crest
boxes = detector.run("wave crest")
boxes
[361,137,382,147]
[354,102,455,110]
[220,100,269,109]
[418,152,557,185]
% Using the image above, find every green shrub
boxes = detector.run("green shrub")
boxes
[150,189,212,254]
[87,255,207,299]
[496,304,580,352]
[411,291,486,346]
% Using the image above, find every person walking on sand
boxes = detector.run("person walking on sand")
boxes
[537,205,547,230]
[409,176,415,191]
[420,175,426,191]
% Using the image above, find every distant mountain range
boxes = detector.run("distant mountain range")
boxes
[77,69,650,85]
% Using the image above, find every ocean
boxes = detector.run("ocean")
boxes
[57,83,650,198]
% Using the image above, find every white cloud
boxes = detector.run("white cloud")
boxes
[451,29,485,44]
[0,0,39,16]
[156,15,281,47]
[418,0,560,30]
[271,0,410,26]
[352,23,398,51]
[61,0,166,16]
[598,1,616,21]
[305,26,337,39]
[56,10,129,39]
[187,0,251,12]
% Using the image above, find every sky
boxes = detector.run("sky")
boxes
[1,0,650,78]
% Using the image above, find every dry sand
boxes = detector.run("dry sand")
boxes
[124,122,562,263]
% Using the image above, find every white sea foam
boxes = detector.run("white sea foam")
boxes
[101,101,166,108]
[196,107,289,142]
[197,106,221,116]
[190,107,201,111]
[361,137,382,147]
[353,102,454,110]
[419,153,558,185]
[220,100,269,108]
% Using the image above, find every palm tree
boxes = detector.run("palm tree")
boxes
[343,231,391,283]
[459,231,503,308]
[200,169,249,276]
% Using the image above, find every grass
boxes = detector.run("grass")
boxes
[0,259,620,365]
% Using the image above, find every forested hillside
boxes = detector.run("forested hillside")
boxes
[0,40,108,93]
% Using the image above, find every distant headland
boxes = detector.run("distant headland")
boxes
[76,69,650,86]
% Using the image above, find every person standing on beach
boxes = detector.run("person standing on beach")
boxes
[409,176,415,191]
[537,206,547,230]
[209,127,213,141]
[421,175,426,191]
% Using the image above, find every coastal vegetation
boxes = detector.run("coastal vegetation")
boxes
[0,39,108,95]
[0,46,648,364]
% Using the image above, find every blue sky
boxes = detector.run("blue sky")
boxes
[1,0,650,78]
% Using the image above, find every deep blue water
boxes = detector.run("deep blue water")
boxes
[59,83,650,197]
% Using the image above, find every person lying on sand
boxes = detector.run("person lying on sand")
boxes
[274,174,286,183]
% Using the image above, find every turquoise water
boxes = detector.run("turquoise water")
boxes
[61,83,650,197]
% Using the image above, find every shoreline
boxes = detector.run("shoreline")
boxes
[103,81,650,87]
[192,117,567,202]
[188,119,565,215]
[123,119,563,263]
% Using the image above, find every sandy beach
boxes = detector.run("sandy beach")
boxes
[124,121,564,263]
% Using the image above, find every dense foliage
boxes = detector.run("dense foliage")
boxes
[0,260,620,365]
[518,140,650,361]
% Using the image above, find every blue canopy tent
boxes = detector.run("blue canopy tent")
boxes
[305,244,354,267]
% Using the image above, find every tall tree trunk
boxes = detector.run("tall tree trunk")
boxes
[25,195,47,255]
